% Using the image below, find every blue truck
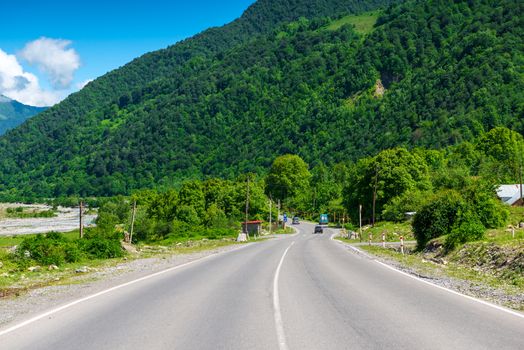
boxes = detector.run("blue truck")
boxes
[319,214,328,225]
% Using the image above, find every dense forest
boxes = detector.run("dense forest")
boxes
[0,0,522,199]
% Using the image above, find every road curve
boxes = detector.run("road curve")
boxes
[1,222,523,349]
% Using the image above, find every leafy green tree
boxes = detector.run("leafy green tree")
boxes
[204,203,228,228]
[265,154,311,203]
[176,205,202,226]
[147,190,178,221]
[476,127,524,183]
[344,148,431,223]
[178,181,206,219]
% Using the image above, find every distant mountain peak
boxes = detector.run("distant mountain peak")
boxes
[0,96,47,135]
[0,95,12,103]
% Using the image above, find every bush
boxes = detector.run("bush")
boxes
[15,233,67,266]
[64,242,84,262]
[13,231,123,267]
[463,181,509,229]
[412,191,465,249]
[444,210,485,251]
[79,238,123,259]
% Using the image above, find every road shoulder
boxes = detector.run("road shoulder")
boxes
[330,231,524,313]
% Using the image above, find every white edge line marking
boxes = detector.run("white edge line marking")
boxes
[329,231,524,320]
[0,243,254,337]
[273,241,294,350]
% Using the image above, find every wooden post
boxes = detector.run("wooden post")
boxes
[245,177,250,237]
[277,199,281,230]
[269,198,272,235]
[79,200,84,239]
[519,164,524,206]
[372,166,378,227]
[359,204,362,243]
[129,200,137,244]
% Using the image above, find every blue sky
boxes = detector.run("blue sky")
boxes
[0,0,255,106]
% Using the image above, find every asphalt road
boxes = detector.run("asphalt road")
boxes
[1,222,523,349]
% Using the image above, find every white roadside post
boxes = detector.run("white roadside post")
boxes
[382,232,386,248]
[400,236,404,255]
[368,234,372,246]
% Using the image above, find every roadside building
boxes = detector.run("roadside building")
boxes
[496,184,524,206]
[241,220,263,236]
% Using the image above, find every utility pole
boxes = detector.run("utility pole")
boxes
[514,131,522,205]
[519,164,524,205]
[269,198,272,235]
[277,199,281,230]
[359,204,362,243]
[79,200,84,239]
[244,176,250,236]
[372,165,378,227]
[129,200,137,244]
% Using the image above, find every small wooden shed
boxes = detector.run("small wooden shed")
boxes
[241,220,263,235]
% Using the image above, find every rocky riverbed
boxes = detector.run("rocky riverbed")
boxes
[0,203,96,236]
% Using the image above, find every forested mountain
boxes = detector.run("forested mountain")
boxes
[0,0,522,199]
[0,96,46,135]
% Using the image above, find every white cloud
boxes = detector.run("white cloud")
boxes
[20,37,80,89]
[0,49,61,106]
[77,79,93,90]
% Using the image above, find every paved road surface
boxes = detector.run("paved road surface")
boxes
[1,222,523,349]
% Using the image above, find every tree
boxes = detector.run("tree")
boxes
[343,148,431,223]
[476,127,524,183]
[178,181,206,219]
[265,154,311,204]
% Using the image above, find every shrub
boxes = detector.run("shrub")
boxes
[444,210,485,251]
[15,233,67,266]
[79,238,123,259]
[412,190,465,249]
[463,181,509,229]
[13,231,123,267]
[64,242,83,262]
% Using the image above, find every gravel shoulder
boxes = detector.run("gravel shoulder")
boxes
[333,235,524,312]
[0,242,253,329]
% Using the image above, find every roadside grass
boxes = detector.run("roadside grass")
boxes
[274,227,295,234]
[508,205,524,224]
[326,11,380,34]
[342,221,414,243]
[484,228,524,245]
[0,232,254,298]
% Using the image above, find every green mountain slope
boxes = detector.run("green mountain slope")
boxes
[0,96,47,135]
[0,0,522,199]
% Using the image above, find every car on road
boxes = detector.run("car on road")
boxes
[314,225,323,234]
[292,216,300,224]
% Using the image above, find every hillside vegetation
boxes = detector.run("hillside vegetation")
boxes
[326,11,379,33]
[0,0,522,199]
[0,96,46,135]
